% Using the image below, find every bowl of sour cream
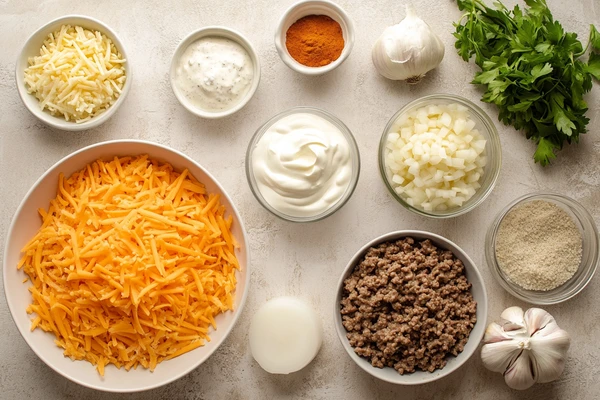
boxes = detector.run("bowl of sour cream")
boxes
[170,26,260,118]
[246,107,360,222]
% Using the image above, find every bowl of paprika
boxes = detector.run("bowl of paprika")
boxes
[275,0,354,75]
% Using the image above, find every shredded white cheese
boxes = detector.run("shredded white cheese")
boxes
[24,25,126,123]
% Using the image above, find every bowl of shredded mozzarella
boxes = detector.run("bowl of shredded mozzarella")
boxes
[16,15,131,131]
[378,94,501,218]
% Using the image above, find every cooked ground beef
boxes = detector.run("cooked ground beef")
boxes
[340,237,477,374]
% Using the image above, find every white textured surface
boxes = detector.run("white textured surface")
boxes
[1,0,599,399]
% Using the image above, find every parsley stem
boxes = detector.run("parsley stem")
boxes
[574,27,595,57]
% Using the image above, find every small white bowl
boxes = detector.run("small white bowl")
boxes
[170,26,260,119]
[275,0,354,75]
[334,230,487,385]
[15,15,132,131]
[3,140,250,392]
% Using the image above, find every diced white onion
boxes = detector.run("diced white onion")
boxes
[384,102,487,212]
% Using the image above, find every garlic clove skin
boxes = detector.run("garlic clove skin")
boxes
[531,347,567,384]
[481,340,524,373]
[500,306,526,332]
[483,322,512,343]
[530,326,571,383]
[524,308,555,336]
[504,351,537,390]
[371,4,444,83]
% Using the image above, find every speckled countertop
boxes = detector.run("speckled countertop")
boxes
[1,0,599,399]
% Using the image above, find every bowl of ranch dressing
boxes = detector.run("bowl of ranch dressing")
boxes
[246,107,360,222]
[170,26,260,118]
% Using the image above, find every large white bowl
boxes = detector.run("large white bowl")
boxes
[334,230,487,385]
[15,15,132,131]
[3,140,249,392]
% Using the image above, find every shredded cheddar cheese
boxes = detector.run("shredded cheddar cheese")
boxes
[24,25,126,123]
[18,155,239,375]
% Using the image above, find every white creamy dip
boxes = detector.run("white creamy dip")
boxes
[174,36,254,112]
[251,113,353,218]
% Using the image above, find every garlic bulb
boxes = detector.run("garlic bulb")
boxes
[481,306,570,390]
[371,4,445,83]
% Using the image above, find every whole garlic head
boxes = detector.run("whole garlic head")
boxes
[371,4,445,83]
[481,306,570,390]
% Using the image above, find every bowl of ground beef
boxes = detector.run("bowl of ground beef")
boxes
[334,231,487,385]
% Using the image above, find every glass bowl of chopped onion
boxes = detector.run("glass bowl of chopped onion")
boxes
[485,192,599,305]
[378,94,502,218]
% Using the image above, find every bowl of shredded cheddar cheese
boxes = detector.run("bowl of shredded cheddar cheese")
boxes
[16,15,132,131]
[3,140,249,392]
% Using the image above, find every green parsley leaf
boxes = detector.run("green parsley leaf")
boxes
[534,43,551,53]
[554,109,576,136]
[472,69,499,84]
[530,63,553,80]
[546,21,564,43]
[590,25,600,51]
[587,52,600,80]
[507,101,533,112]
[534,137,557,166]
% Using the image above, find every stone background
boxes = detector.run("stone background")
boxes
[1,0,599,399]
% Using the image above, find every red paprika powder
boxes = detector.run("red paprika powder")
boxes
[285,15,345,67]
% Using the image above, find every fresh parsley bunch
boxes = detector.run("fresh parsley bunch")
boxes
[454,0,600,165]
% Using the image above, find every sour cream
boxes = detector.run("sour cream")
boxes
[174,36,254,112]
[250,112,353,218]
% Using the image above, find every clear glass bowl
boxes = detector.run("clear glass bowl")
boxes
[378,94,502,218]
[485,192,599,304]
[246,107,360,222]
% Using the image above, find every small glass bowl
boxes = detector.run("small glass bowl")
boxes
[378,94,502,218]
[485,192,599,305]
[246,107,360,222]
